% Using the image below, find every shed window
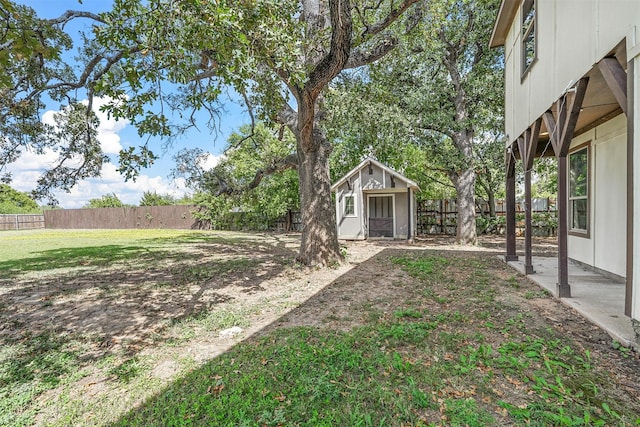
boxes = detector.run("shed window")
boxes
[521,0,536,76]
[344,195,356,217]
[569,145,589,234]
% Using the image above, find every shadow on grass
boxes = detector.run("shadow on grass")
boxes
[0,331,84,427]
[0,232,302,426]
[0,245,152,279]
[109,247,640,427]
[108,248,482,425]
[110,248,408,426]
[0,235,296,361]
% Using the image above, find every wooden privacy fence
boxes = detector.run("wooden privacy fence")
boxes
[417,198,557,236]
[208,210,302,232]
[44,205,204,229]
[0,214,45,230]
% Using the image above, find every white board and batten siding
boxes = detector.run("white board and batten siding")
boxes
[502,1,640,143]
[332,157,419,240]
[494,1,640,319]
[568,115,626,278]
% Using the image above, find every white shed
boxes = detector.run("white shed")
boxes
[331,157,419,240]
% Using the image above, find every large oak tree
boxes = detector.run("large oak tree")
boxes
[327,0,503,244]
[1,0,423,265]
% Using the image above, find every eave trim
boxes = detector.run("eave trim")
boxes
[489,0,519,48]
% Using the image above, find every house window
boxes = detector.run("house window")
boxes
[344,195,356,217]
[521,0,536,76]
[569,145,589,234]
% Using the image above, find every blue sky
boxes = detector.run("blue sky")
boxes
[8,0,250,208]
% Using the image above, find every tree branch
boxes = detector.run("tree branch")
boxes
[21,46,141,110]
[216,153,299,196]
[358,0,420,39]
[420,168,456,189]
[278,103,299,135]
[345,36,397,69]
[47,10,106,27]
[305,0,352,98]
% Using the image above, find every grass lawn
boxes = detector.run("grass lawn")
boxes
[1,229,639,426]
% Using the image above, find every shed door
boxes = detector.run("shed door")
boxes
[368,196,393,237]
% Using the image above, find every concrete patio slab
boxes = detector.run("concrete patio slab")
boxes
[506,256,638,349]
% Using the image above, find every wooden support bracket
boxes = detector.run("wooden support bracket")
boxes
[597,57,628,116]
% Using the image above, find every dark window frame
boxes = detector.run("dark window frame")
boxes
[568,142,590,238]
[521,0,537,79]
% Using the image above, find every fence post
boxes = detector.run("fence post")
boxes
[15,215,19,230]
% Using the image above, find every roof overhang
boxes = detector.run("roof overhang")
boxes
[509,40,628,159]
[489,0,519,48]
[331,156,420,192]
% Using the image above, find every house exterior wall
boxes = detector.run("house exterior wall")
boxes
[503,0,640,142]
[567,114,626,277]
[633,55,640,319]
[497,0,640,320]
[593,116,627,278]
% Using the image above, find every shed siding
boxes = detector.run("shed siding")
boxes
[336,180,365,240]
[395,192,409,238]
[362,164,384,190]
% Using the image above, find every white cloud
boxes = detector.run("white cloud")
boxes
[199,152,224,170]
[50,168,189,209]
[40,97,127,155]
[88,96,128,154]
[9,147,58,170]
[5,97,193,209]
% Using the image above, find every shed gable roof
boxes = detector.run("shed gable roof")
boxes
[331,157,419,191]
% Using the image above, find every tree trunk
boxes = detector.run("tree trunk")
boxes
[487,188,496,218]
[296,126,342,266]
[454,166,477,245]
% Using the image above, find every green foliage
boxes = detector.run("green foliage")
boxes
[0,0,302,199]
[84,193,125,208]
[327,0,505,216]
[0,184,41,214]
[139,191,176,206]
[0,3,76,197]
[391,255,449,279]
[0,5,107,203]
[184,123,299,230]
[531,157,558,198]
[326,75,454,200]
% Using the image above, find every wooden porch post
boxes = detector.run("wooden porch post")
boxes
[597,56,633,314]
[505,144,518,261]
[517,119,542,274]
[542,77,589,298]
[598,56,632,315]
[626,59,634,316]
[407,188,413,242]
[557,154,570,296]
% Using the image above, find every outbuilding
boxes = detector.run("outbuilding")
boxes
[331,157,419,240]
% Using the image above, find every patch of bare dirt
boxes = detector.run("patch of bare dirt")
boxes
[3,232,640,425]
